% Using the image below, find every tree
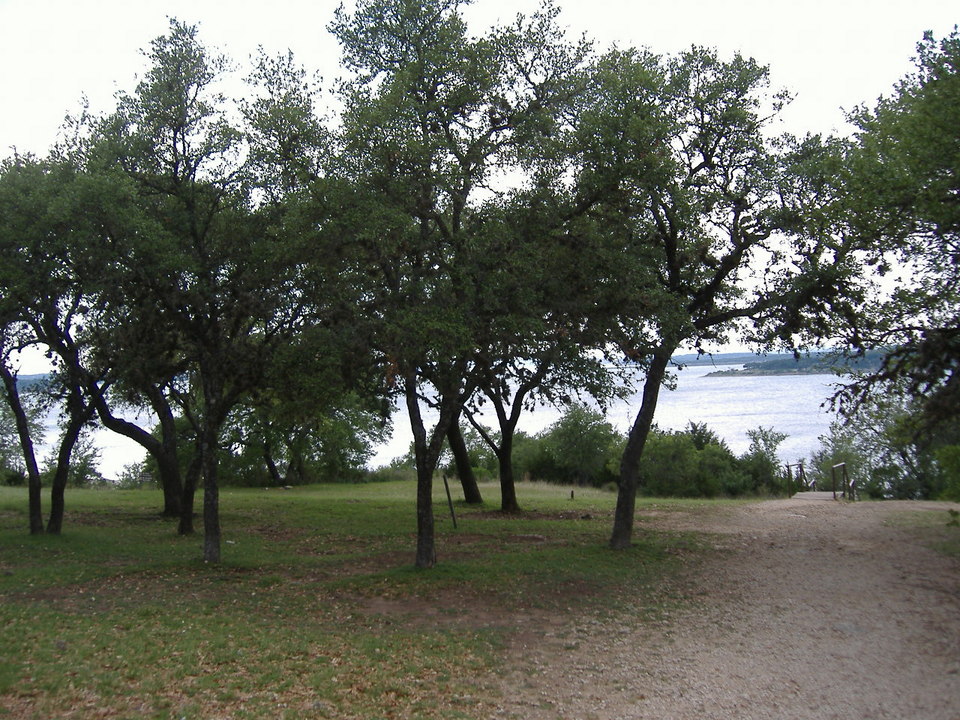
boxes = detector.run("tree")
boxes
[461,194,633,512]
[329,0,591,566]
[740,426,788,495]
[833,30,960,427]
[810,386,957,499]
[445,413,484,504]
[84,20,330,561]
[563,48,857,548]
[530,403,622,487]
[0,384,43,483]
[0,155,108,534]
[220,392,388,486]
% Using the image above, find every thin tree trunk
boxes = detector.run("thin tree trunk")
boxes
[263,444,283,486]
[489,390,526,513]
[465,400,523,513]
[178,454,201,535]
[610,349,671,549]
[406,378,437,569]
[46,406,91,535]
[447,417,483,504]
[1,365,44,534]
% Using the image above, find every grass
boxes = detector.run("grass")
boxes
[0,481,705,719]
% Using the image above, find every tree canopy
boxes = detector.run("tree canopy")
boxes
[834,29,960,427]
[1,8,954,565]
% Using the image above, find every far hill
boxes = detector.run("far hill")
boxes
[672,352,766,367]
[11,374,50,390]
[702,351,885,377]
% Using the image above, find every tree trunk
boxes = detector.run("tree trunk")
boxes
[178,454,201,535]
[497,430,521,513]
[489,391,525,514]
[201,421,221,563]
[46,407,90,535]
[406,378,437,569]
[146,385,184,517]
[263,444,283,486]
[610,349,671,550]
[446,418,483,504]
[92,384,183,516]
[1,365,44,534]
[156,452,183,517]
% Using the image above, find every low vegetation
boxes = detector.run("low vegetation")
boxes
[0,482,703,719]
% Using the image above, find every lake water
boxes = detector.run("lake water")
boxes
[33,364,843,479]
[372,363,845,467]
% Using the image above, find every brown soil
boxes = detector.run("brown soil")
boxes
[493,494,960,720]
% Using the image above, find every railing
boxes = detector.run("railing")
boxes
[784,461,810,491]
[831,462,856,500]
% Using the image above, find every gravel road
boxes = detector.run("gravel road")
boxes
[496,494,960,720]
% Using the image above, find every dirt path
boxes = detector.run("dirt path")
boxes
[495,495,960,720]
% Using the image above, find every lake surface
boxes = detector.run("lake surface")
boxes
[34,364,844,479]
[372,363,845,467]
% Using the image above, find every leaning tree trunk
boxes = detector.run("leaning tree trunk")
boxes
[446,418,483,504]
[1,365,44,534]
[46,406,91,535]
[92,385,183,517]
[146,385,185,517]
[610,350,671,550]
[263,443,284,486]
[406,377,437,569]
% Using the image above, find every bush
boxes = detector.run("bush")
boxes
[808,389,958,500]
[641,430,714,497]
[640,427,752,497]
[935,445,960,502]
[508,430,541,482]
[526,404,622,487]
[740,426,789,495]
[637,423,789,498]
[40,431,105,488]
[114,462,155,489]
[3,469,26,486]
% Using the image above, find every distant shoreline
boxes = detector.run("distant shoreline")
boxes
[694,351,885,378]
[705,367,843,377]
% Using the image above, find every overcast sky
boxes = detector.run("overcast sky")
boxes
[1,0,957,160]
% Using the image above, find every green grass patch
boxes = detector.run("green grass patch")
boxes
[0,481,712,719]
[881,504,960,558]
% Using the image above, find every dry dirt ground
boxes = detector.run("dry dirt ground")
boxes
[494,495,960,720]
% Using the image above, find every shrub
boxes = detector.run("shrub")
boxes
[526,404,623,487]
[636,423,790,498]
[3,469,25,486]
[935,445,960,502]
[640,430,712,497]
[740,426,789,495]
[808,388,957,500]
[114,462,155,489]
[639,427,750,497]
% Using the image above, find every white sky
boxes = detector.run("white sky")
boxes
[1,0,957,160]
